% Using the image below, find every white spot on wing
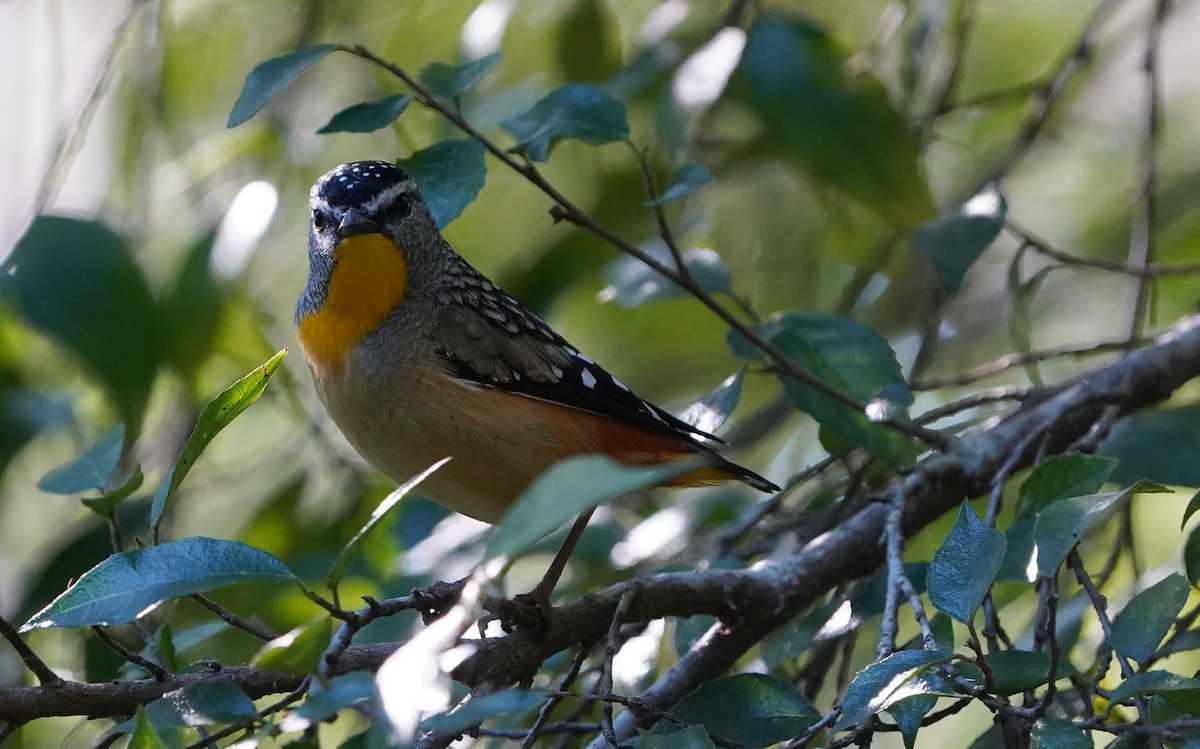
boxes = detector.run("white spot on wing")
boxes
[612,377,630,391]
[581,368,597,389]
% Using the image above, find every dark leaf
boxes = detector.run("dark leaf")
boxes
[1183,489,1200,530]
[502,83,629,161]
[1107,672,1200,715]
[911,187,1007,294]
[419,53,501,99]
[1101,405,1200,486]
[985,650,1074,696]
[1186,527,1200,588]
[397,139,488,229]
[738,13,933,227]
[1017,453,1118,518]
[1111,574,1190,663]
[5,216,161,429]
[995,518,1037,583]
[887,694,936,749]
[128,711,171,749]
[640,726,717,749]
[317,95,412,134]
[1031,718,1089,749]
[728,311,916,466]
[22,537,294,630]
[161,231,226,380]
[418,689,543,734]
[669,674,820,748]
[835,650,953,730]
[1033,482,1167,576]
[927,501,1006,623]
[647,163,716,206]
[116,681,258,734]
[280,673,378,732]
[227,44,338,127]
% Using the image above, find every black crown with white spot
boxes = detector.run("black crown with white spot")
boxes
[314,161,409,208]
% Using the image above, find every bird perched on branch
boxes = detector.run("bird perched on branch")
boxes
[296,160,777,596]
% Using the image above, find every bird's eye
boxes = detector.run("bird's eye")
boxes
[389,195,412,219]
[312,209,329,232]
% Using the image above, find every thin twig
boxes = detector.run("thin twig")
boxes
[90,626,169,681]
[911,338,1140,391]
[1008,218,1200,278]
[0,615,61,686]
[519,646,592,749]
[600,589,636,748]
[189,594,277,641]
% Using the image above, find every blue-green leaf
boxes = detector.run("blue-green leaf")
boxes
[487,456,696,560]
[835,650,953,730]
[115,682,258,735]
[317,95,412,134]
[4,216,162,429]
[502,83,629,161]
[911,187,1007,294]
[995,518,1037,583]
[728,311,916,466]
[1101,404,1200,487]
[1033,481,1168,577]
[887,695,936,749]
[418,689,543,734]
[667,674,820,748]
[1017,453,1118,518]
[602,242,731,307]
[985,650,1074,696]
[280,673,378,732]
[419,53,501,99]
[252,617,333,676]
[38,423,125,495]
[22,537,294,630]
[640,726,717,749]
[1110,574,1190,664]
[647,163,715,206]
[1107,672,1200,715]
[927,501,1006,623]
[151,350,286,536]
[1031,718,1090,749]
[678,370,745,435]
[397,139,488,229]
[227,44,338,127]
[127,711,171,749]
[738,13,933,227]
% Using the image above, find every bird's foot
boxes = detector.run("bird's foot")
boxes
[410,577,468,624]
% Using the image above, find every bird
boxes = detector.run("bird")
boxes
[295,160,778,600]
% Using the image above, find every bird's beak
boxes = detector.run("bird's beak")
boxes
[337,207,382,237]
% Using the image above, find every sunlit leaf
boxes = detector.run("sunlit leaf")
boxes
[835,650,953,730]
[1110,574,1190,663]
[738,13,933,226]
[419,53,501,99]
[911,187,1007,294]
[38,423,125,495]
[22,537,294,630]
[927,501,1006,623]
[1031,718,1089,749]
[728,311,916,466]
[4,216,162,429]
[227,44,338,127]
[116,681,258,735]
[502,83,629,161]
[647,162,715,206]
[151,350,286,536]
[1033,481,1168,577]
[1017,453,1118,519]
[487,456,696,560]
[317,95,412,134]
[127,711,171,749]
[397,139,488,228]
[252,617,332,676]
[678,370,745,435]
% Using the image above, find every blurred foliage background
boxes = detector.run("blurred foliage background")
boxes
[2,0,1200,746]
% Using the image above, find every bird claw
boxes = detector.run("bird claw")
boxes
[410,578,468,624]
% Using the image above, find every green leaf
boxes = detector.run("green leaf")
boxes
[227,44,338,127]
[4,216,162,428]
[927,501,1006,623]
[728,311,916,466]
[487,456,696,560]
[886,694,936,749]
[1101,405,1200,487]
[1111,574,1190,663]
[317,95,412,134]
[678,370,745,436]
[81,466,144,517]
[396,139,488,229]
[602,242,731,307]
[502,83,629,161]
[38,423,125,494]
[639,726,718,749]
[1107,671,1200,715]
[647,163,715,206]
[1031,718,1089,749]
[279,673,377,732]
[738,13,933,227]
[327,458,449,590]
[151,350,286,536]
[1033,481,1168,577]
[116,681,258,734]
[1187,527,1200,588]
[1006,250,1056,383]
[995,518,1037,583]
[161,231,226,380]
[835,650,953,730]
[419,53,501,99]
[668,674,820,748]
[984,650,1074,696]
[1017,453,1118,519]
[911,187,1007,294]
[21,537,294,630]
[128,711,171,749]
[1183,490,1200,530]
[417,689,543,734]
[252,617,333,676]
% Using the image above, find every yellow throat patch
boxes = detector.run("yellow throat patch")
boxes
[298,233,409,372]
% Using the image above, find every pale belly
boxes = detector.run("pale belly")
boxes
[310,362,607,523]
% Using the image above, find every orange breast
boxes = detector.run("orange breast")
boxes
[298,234,409,373]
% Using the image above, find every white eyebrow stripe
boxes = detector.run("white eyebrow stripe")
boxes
[362,180,416,213]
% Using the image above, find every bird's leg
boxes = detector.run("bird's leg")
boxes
[509,507,596,626]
